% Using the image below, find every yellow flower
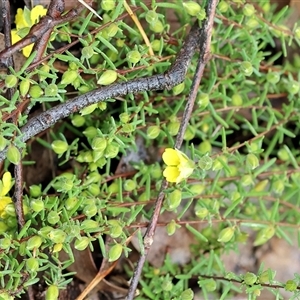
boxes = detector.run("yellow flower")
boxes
[11,5,47,57]
[162,148,195,183]
[0,172,13,219]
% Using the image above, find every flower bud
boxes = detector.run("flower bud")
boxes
[61,70,78,85]
[26,257,39,273]
[149,20,164,33]
[4,203,15,217]
[145,10,158,23]
[5,75,18,88]
[217,227,235,243]
[38,226,53,238]
[254,226,275,246]
[244,272,257,286]
[74,237,90,251]
[51,140,68,155]
[119,112,130,124]
[151,39,161,52]
[0,221,8,234]
[45,285,59,300]
[101,0,115,11]
[289,80,300,95]
[47,211,60,225]
[246,153,259,170]
[165,189,182,211]
[147,125,160,139]
[83,126,98,139]
[172,82,185,95]
[27,235,43,250]
[83,204,98,217]
[97,70,118,85]
[91,137,107,152]
[285,280,297,292]
[82,46,94,59]
[183,125,196,141]
[167,121,180,136]
[7,145,21,165]
[246,17,259,29]
[71,114,85,127]
[162,279,173,291]
[183,1,201,17]
[29,85,43,98]
[48,229,67,244]
[243,4,255,16]
[166,219,177,236]
[195,207,208,219]
[212,155,227,171]
[198,140,212,155]
[197,93,209,109]
[29,185,42,198]
[98,102,107,111]
[0,237,11,250]
[80,103,97,116]
[45,83,58,97]
[108,243,123,262]
[180,289,194,300]
[52,243,63,253]
[0,136,7,151]
[20,78,30,96]
[127,50,141,65]
[240,61,253,76]
[231,93,243,106]
[81,219,99,231]
[266,72,280,84]
[189,184,205,195]
[104,144,119,158]
[273,180,285,195]
[253,179,268,192]
[109,224,123,238]
[199,279,217,292]
[241,174,253,186]
[124,179,136,192]
[218,1,229,13]
[198,156,213,170]
[258,270,272,284]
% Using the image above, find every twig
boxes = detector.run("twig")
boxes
[125,0,218,298]
[0,0,87,63]
[13,154,25,228]
[0,22,202,162]
[2,0,16,101]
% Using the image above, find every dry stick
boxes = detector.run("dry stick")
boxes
[13,157,25,227]
[0,22,201,163]
[126,0,218,298]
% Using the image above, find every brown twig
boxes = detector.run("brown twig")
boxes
[13,155,25,228]
[0,0,87,64]
[125,0,218,299]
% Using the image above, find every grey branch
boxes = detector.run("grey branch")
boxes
[0,23,201,162]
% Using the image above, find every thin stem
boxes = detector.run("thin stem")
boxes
[126,0,218,298]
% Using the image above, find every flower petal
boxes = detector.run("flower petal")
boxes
[15,8,29,29]
[30,5,47,24]
[162,148,180,166]
[1,172,12,197]
[163,166,180,183]
[175,148,189,164]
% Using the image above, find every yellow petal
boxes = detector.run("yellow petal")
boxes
[22,44,34,57]
[30,5,47,24]
[15,8,29,29]
[1,172,12,196]
[11,30,21,45]
[0,196,12,212]
[162,148,180,166]
[163,166,180,183]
